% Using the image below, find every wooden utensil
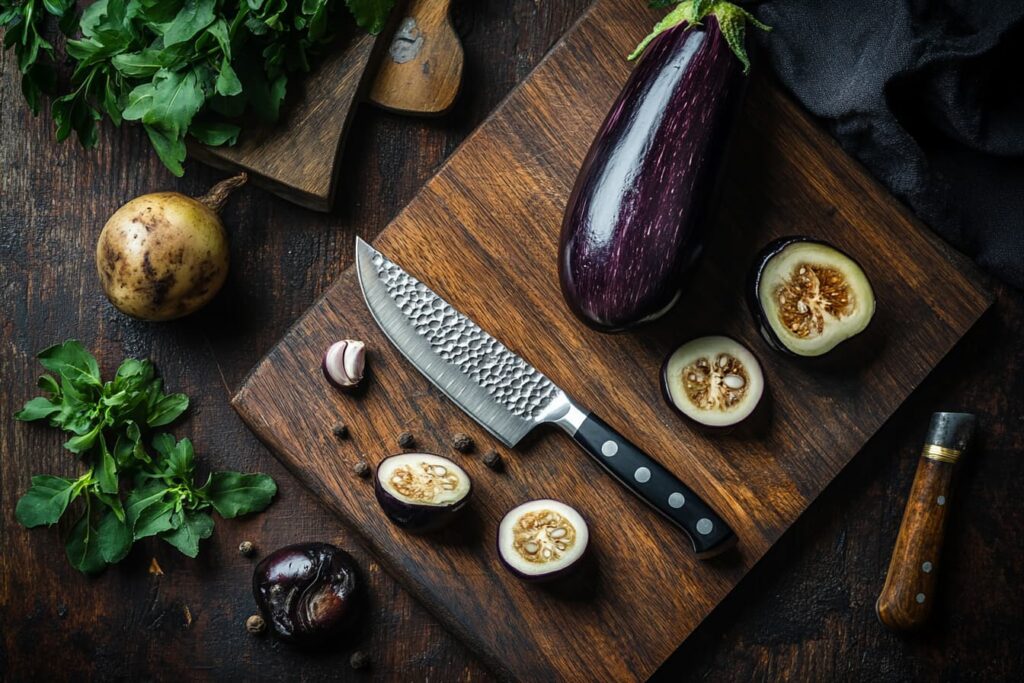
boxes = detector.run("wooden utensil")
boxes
[369,0,463,115]
[876,412,977,631]
[231,2,992,678]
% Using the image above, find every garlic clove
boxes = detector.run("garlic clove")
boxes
[322,340,367,390]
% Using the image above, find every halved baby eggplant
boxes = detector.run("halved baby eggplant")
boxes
[374,453,471,532]
[498,499,589,581]
[662,336,764,427]
[750,237,875,357]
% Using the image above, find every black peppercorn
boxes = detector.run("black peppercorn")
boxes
[450,432,473,453]
[397,431,415,448]
[238,540,255,557]
[332,421,349,438]
[353,461,370,478]
[246,614,267,635]
[482,450,503,471]
[349,651,371,670]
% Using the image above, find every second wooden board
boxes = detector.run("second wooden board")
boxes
[233,0,992,679]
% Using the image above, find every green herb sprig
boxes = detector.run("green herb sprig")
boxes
[14,340,277,574]
[0,0,395,176]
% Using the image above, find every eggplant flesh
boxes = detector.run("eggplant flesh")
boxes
[750,238,875,357]
[559,17,747,332]
[497,499,589,581]
[662,336,764,427]
[374,453,471,533]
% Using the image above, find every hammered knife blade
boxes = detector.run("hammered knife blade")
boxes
[355,237,736,557]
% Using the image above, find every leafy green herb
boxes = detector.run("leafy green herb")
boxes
[14,340,276,574]
[0,0,395,175]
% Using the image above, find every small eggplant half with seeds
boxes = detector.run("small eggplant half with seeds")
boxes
[662,336,764,427]
[375,453,471,533]
[749,238,875,357]
[498,499,589,582]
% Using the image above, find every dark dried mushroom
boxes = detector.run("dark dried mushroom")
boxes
[252,543,360,646]
[498,499,589,581]
[322,340,366,390]
[749,237,875,357]
[374,453,471,533]
[662,336,764,427]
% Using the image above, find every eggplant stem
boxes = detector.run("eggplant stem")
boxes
[198,172,248,213]
[630,0,771,70]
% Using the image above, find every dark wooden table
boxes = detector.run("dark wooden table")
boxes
[2,2,1021,680]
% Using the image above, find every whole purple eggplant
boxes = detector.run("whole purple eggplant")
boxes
[559,3,767,331]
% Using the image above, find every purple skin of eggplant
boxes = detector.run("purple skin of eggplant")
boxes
[747,236,873,358]
[558,17,748,332]
[252,543,360,646]
[373,462,471,533]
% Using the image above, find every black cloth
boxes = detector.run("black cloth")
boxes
[754,0,1024,289]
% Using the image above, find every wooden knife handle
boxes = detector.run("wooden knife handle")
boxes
[876,412,975,631]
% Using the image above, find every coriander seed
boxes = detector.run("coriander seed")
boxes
[238,540,255,557]
[246,614,267,635]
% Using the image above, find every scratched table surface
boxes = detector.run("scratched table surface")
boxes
[1,2,1021,680]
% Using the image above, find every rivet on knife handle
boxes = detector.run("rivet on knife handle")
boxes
[564,409,736,557]
[876,412,976,631]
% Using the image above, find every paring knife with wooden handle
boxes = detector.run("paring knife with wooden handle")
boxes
[876,412,976,630]
[355,238,736,557]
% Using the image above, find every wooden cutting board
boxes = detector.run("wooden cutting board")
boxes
[232,0,992,679]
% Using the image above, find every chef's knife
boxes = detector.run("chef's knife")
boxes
[355,238,736,558]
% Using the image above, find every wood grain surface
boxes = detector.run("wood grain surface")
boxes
[370,0,463,115]
[2,1,1022,681]
[231,1,993,680]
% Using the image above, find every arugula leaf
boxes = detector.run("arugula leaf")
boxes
[97,508,133,563]
[345,0,394,34]
[147,392,189,427]
[15,396,62,421]
[202,472,277,518]
[160,510,214,557]
[2,0,394,174]
[159,0,216,47]
[65,507,107,574]
[12,342,275,572]
[189,120,240,146]
[15,475,79,527]
[36,340,101,387]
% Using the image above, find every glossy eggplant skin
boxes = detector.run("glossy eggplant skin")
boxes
[559,17,747,332]
[252,543,361,646]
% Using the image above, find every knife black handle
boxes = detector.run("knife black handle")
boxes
[571,413,736,558]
